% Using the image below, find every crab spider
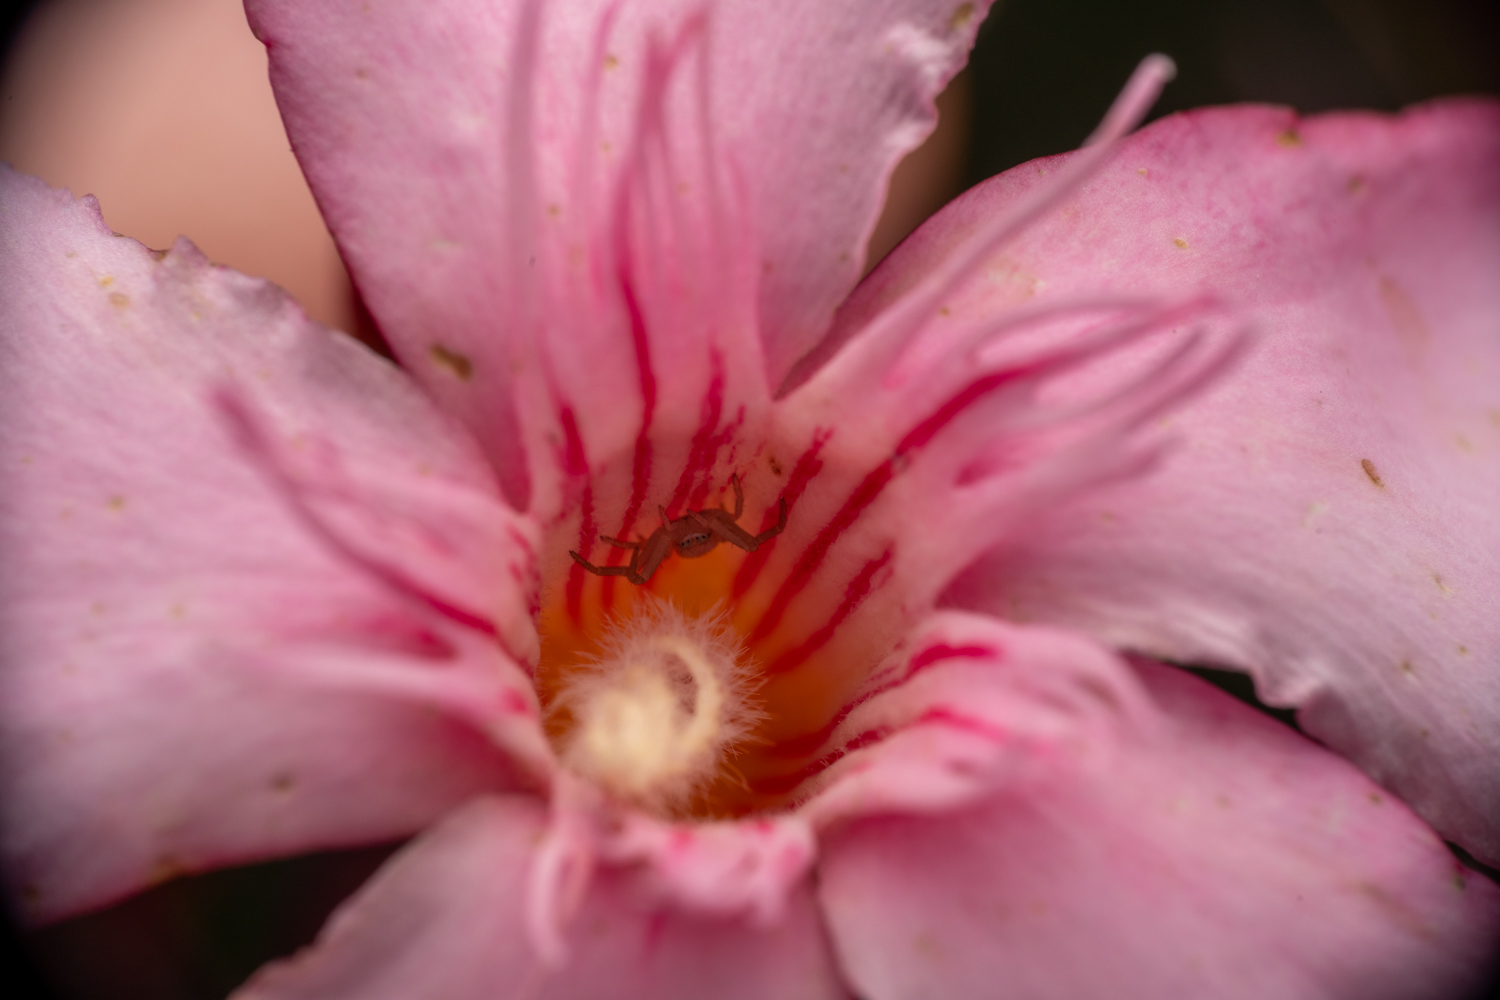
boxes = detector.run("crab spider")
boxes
[569,475,787,585]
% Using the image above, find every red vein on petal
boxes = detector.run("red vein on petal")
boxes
[770,643,996,758]
[914,706,1008,743]
[763,548,893,675]
[754,705,1005,797]
[687,399,745,511]
[560,406,593,625]
[731,429,829,600]
[750,369,1026,643]
[618,276,657,540]
[668,349,726,516]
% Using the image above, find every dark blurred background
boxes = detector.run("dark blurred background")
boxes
[2,0,1498,997]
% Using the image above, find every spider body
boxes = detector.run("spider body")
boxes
[570,475,787,585]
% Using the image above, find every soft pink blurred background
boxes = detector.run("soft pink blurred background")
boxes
[0,0,969,343]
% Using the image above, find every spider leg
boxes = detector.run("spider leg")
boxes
[599,534,641,550]
[728,474,745,519]
[751,496,788,546]
[631,530,674,583]
[698,505,771,552]
[569,549,647,585]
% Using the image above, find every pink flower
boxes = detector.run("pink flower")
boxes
[3,1,1499,997]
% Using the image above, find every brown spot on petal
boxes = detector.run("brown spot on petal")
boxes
[1378,276,1429,360]
[1360,458,1384,488]
[1172,237,1188,249]
[98,275,114,288]
[1399,660,1416,676]
[1369,792,1384,804]
[1276,129,1302,148]
[429,343,474,381]
[107,495,127,510]
[1348,174,1366,193]
[109,292,130,310]
[949,2,975,29]
[271,773,296,793]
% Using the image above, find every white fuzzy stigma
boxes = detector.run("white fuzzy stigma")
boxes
[554,599,761,814]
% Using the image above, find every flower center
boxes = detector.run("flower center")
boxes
[535,473,903,819]
[545,597,763,817]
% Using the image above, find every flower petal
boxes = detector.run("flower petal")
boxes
[245,0,989,510]
[849,100,1500,862]
[0,169,548,921]
[234,795,850,1000]
[812,613,1500,1000]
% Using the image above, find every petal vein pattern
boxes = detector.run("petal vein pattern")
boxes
[931,101,1500,864]
[0,169,547,922]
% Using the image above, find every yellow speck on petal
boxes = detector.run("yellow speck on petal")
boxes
[1360,458,1384,488]
[429,344,474,381]
[109,292,130,310]
[98,275,114,288]
[949,2,975,30]
[1432,572,1451,595]
[604,53,619,70]
[1138,167,1148,176]
[1172,237,1189,249]
[1276,129,1302,148]
[107,495,126,510]
[1454,433,1473,453]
